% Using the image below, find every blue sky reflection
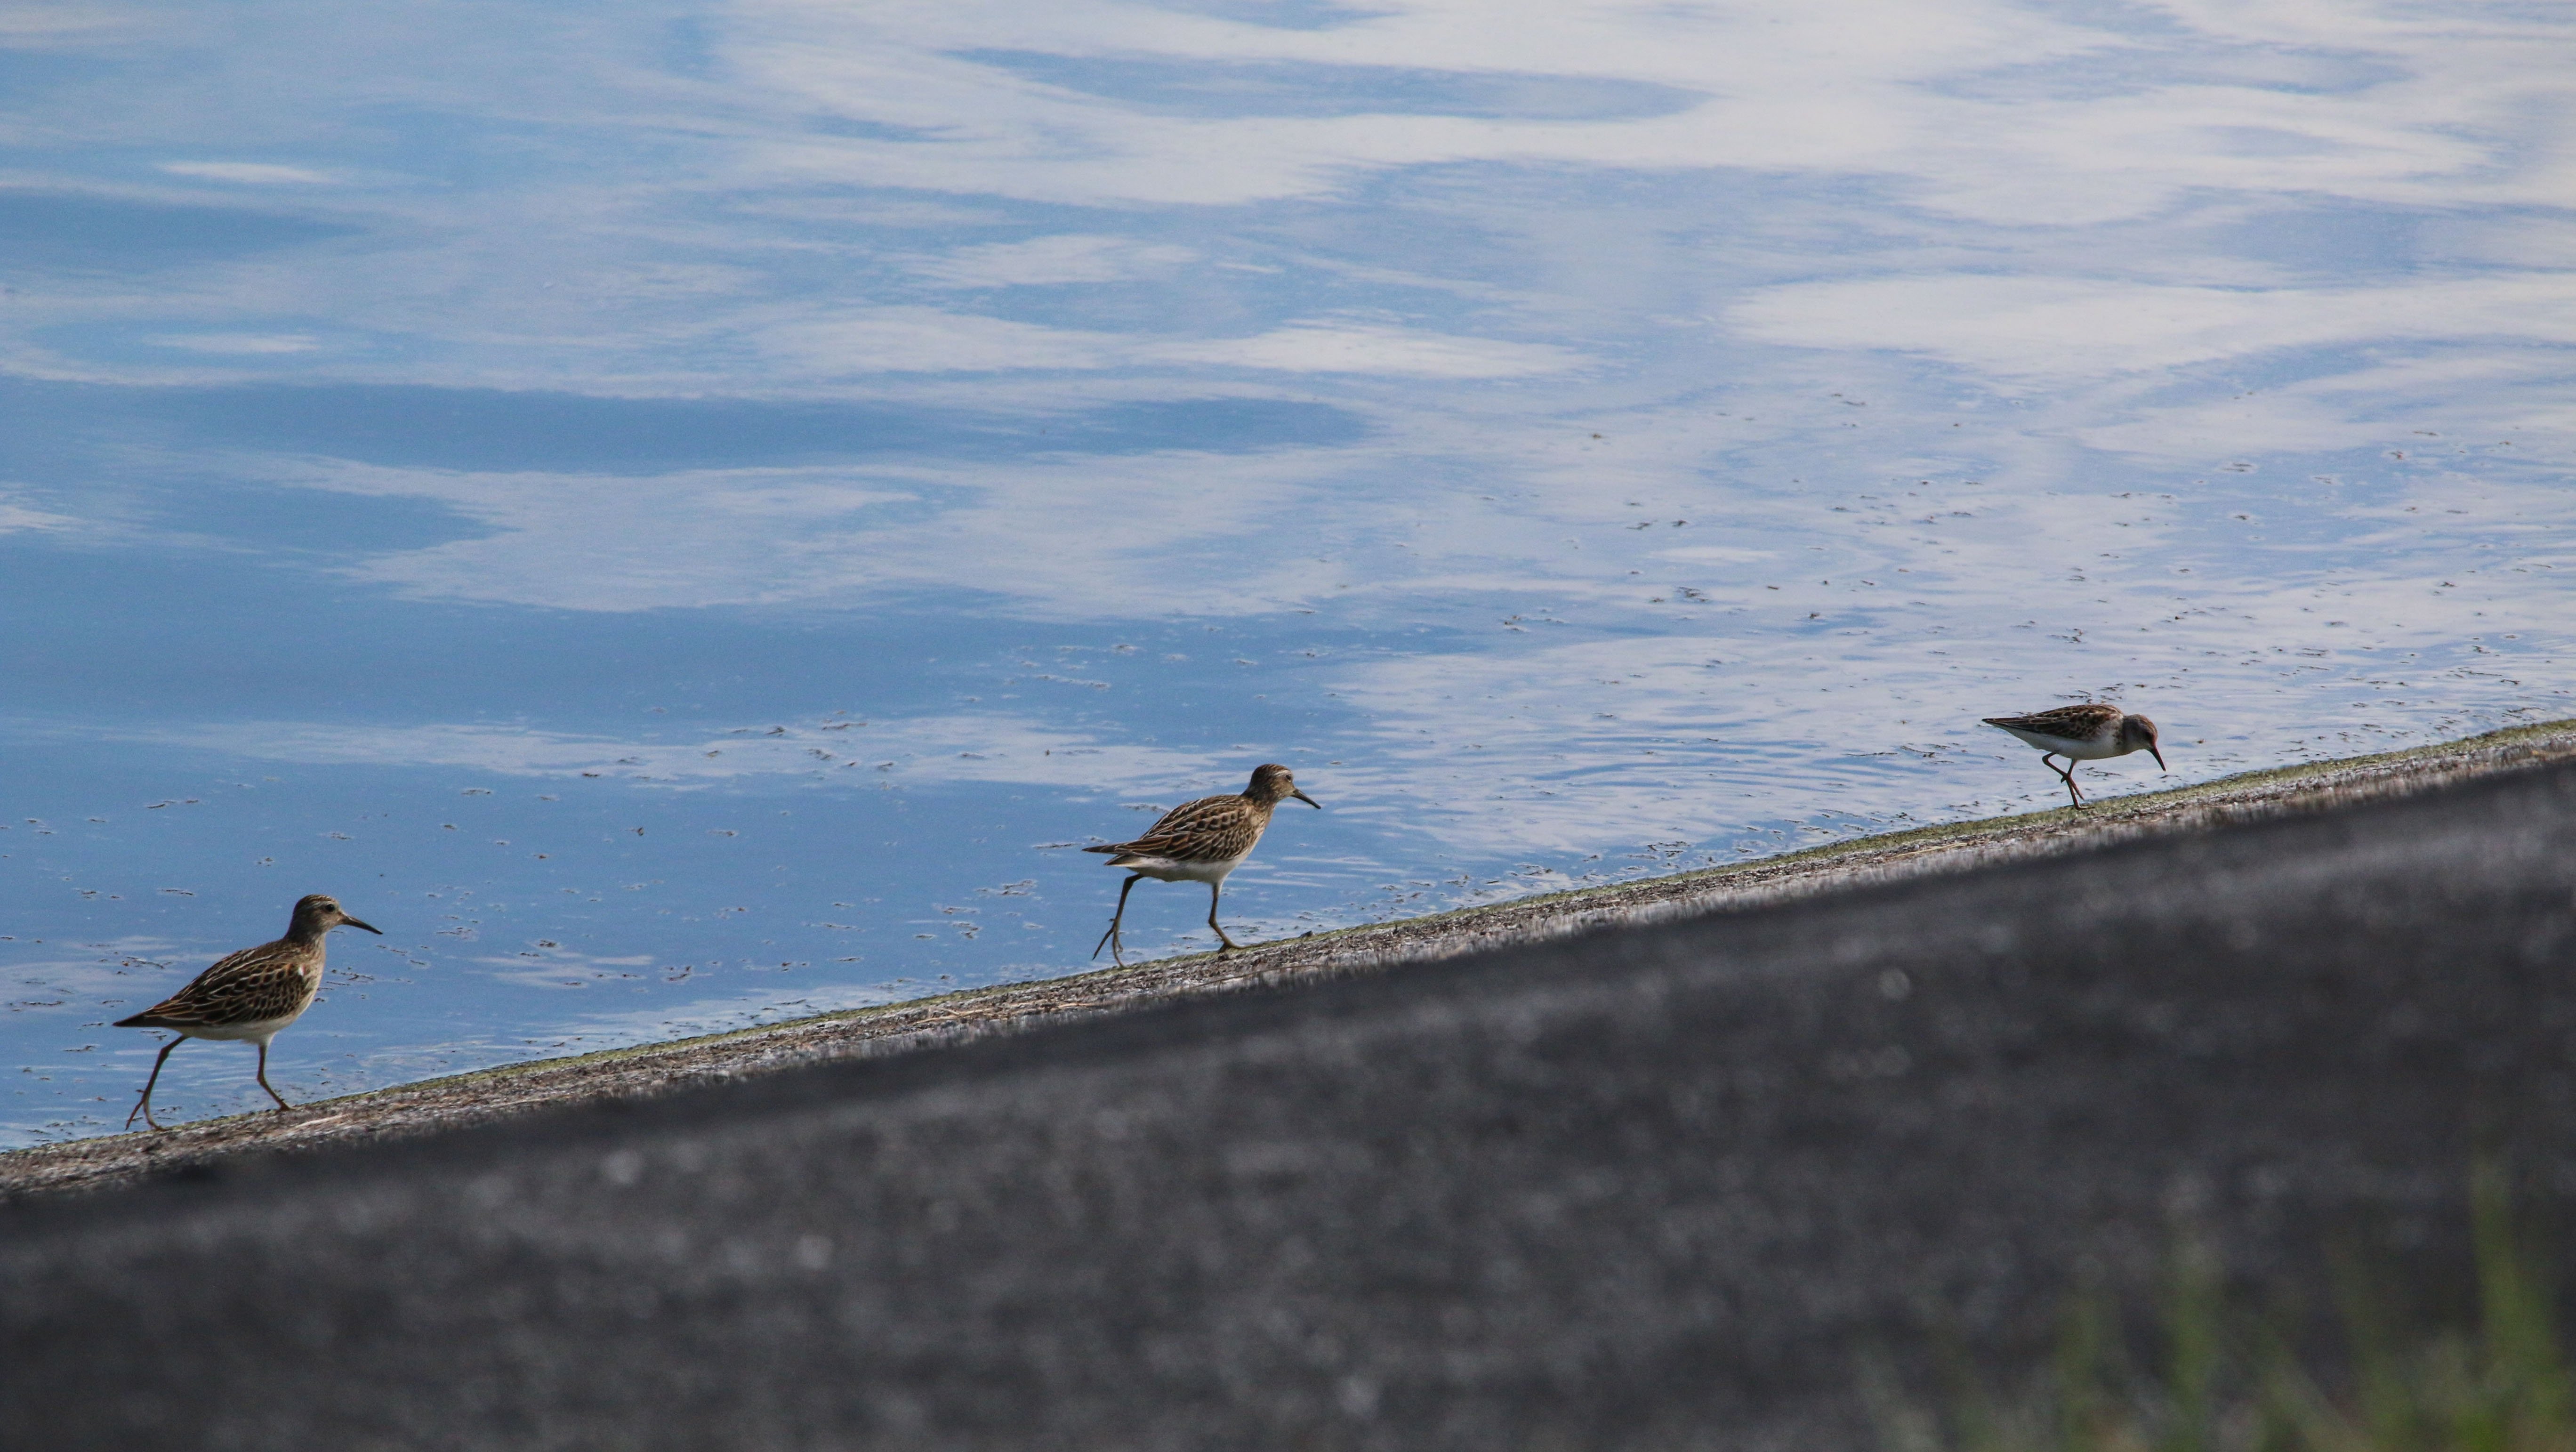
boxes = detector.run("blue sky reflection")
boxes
[1,0,2570,1140]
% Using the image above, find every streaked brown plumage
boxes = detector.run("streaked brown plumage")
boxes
[1086,763,1320,967]
[116,893,382,1131]
[1982,703,2166,809]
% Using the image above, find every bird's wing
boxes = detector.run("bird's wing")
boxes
[1097,794,1261,862]
[1985,703,2119,735]
[122,940,308,1027]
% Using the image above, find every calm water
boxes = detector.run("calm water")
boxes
[4,1,2571,1143]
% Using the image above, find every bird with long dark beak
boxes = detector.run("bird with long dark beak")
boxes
[1981,703,2166,809]
[1085,763,1320,967]
[115,893,383,1131]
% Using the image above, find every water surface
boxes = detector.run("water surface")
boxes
[4,0,2571,1141]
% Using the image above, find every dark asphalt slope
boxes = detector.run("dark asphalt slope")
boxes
[8,763,2576,1450]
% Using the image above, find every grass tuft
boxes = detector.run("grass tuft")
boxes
[1888,1166,2576,1452]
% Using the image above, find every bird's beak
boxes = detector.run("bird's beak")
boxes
[2150,746,2167,772]
[343,916,384,936]
[1293,789,1321,809]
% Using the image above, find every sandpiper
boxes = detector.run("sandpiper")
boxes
[1982,703,2166,809]
[115,893,382,1131]
[1087,763,1320,967]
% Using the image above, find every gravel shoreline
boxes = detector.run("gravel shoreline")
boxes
[9,718,2574,1202]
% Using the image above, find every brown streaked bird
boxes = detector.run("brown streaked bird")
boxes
[1087,763,1320,967]
[1982,703,2167,809]
[115,893,382,1131]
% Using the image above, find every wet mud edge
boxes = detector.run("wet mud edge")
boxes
[11,718,2576,1201]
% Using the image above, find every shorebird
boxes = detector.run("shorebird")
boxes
[1087,763,1320,967]
[1982,703,2166,809]
[116,893,382,1131]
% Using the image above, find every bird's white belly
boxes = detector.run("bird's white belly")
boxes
[2000,726,2120,760]
[183,1012,305,1044]
[1120,855,1242,885]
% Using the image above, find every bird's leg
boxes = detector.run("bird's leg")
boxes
[2043,753,2083,809]
[255,1040,291,1111]
[1092,875,1141,968]
[1208,881,1244,952]
[126,1037,181,1132]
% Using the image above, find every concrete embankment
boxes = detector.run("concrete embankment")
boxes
[7,718,2575,1202]
[1,722,2576,1447]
